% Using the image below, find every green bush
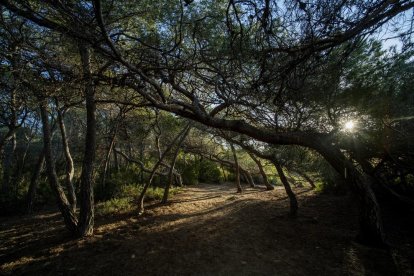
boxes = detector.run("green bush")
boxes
[95,184,180,216]
[181,164,199,185]
[318,167,348,195]
[198,159,223,183]
[95,166,141,201]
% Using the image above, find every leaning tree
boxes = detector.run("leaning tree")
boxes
[1,0,414,245]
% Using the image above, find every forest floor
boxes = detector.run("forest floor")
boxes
[1,183,413,276]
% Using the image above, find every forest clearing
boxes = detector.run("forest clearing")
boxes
[1,183,413,275]
[1,1,414,275]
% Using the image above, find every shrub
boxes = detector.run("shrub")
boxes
[198,159,224,183]
[96,198,132,216]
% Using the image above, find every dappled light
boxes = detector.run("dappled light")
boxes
[1,0,414,275]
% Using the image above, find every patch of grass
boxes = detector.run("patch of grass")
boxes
[96,185,182,216]
[145,186,181,201]
[96,198,133,216]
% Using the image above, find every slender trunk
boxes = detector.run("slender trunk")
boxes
[57,103,76,212]
[138,124,190,214]
[248,153,274,190]
[14,134,33,191]
[77,43,96,237]
[113,147,120,173]
[230,143,242,193]
[1,88,17,194]
[272,159,298,217]
[39,100,78,234]
[221,165,227,182]
[0,128,17,155]
[162,126,191,203]
[27,148,45,214]
[241,169,255,188]
[101,129,117,190]
[175,173,183,187]
[139,143,144,182]
[294,170,316,189]
[2,132,16,194]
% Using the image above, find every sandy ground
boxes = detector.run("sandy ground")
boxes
[0,183,412,275]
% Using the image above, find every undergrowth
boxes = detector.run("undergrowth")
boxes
[96,184,181,216]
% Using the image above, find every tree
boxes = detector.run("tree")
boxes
[2,0,413,245]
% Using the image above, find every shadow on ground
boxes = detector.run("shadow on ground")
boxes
[0,183,410,276]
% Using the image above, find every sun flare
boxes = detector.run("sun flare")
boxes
[345,121,354,129]
[344,120,356,132]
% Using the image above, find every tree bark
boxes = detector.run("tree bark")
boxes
[39,100,78,234]
[0,128,17,155]
[294,170,316,189]
[315,142,385,246]
[138,124,190,214]
[230,143,242,193]
[27,148,45,214]
[162,125,191,203]
[101,128,118,190]
[56,102,76,213]
[241,170,255,188]
[248,153,274,190]
[272,159,298,217]
[1,132,16,194]
[77,43,96,237]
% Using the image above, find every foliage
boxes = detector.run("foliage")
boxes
[96,198,133,216]
[198,159,224,184]
[96,184,180,216]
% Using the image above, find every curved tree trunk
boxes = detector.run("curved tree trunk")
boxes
[1,132,16,194]
[138,124,190,214]
[101,129,118,191]
[248,153,274,190]
[56,102,76,213]
[315,142,385,246]
[241,169,255,188]
[162,126,191,203]
[39,100,78,234]
[294,170,316,189]
[27,148,45,214]
[223,133,385,245]
[230,143,242,193]
[77,43,96,237]
[272,159,298,217]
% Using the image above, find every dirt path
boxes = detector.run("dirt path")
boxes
[0,183,401,275]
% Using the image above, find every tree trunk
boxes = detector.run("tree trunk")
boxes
[294,170,316,189]
[272,159,298,217]
[241,169,255,188]
[138,124,190,214]
[139,143,144,183]
[0,128,17,155]
[113,147,120,173]
[26,148,45,214]
[221,165,227,182]
[77,43,96,237]
[315,142,385,246]
[1,132,16,194]
[39,100,78,234]
[162,126,191,203]
[230,143,242,193]
[14,132,34,193]
[56,103,76,213]
[248,153,274,190]
[101,129,117,191]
